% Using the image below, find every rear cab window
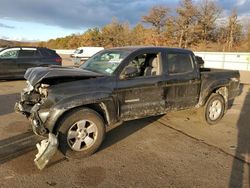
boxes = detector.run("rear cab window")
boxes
[167,52,194,74]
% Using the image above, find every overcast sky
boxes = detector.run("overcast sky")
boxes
[0,0,249,41]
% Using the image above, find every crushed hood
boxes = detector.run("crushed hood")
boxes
[25,66,104,86]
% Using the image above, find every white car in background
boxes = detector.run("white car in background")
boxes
[71,47,104,65]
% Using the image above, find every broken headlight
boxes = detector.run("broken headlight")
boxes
[38,84,49,98]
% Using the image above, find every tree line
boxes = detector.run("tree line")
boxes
[39,0,250,52]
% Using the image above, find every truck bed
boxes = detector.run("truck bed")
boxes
[200,68,240,80]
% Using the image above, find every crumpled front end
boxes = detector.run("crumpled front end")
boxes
[15,81,59,170]
[15,67,106,170]
[15,81,49,136]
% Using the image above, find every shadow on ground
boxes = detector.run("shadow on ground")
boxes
[100,116,161,151]
[229,86,250,188]
[0,115,160,167]
[0,93,19,116]
[0,132,39,165]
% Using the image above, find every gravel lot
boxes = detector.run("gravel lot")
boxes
[0,57,249,188]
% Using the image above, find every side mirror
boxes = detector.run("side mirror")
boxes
[120,66,139,79]
[196,56,204,68]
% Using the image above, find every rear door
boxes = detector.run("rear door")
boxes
[16,48,42,76]
[0,48,20,78]
[164,51,200,110]
[115,49,166,120]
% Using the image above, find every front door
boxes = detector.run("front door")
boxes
[115,50,166,121]
[16,48,41,76]
[0,48,20,78]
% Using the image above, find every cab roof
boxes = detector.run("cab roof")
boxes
[109,46,193,53]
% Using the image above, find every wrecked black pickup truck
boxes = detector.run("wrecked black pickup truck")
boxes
[15,47,240,169]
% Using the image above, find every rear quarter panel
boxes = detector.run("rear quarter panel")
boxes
[198,69,240,106]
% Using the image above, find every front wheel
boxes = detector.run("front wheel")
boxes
[56,108,105,158]
[203,93,226,125]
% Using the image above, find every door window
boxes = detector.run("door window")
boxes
[18,49,38,58]
[0,48,20,58]
[167,53,194,74]
[121,52,161,79]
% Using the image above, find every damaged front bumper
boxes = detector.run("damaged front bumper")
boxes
[15,101,59,170]
[15,101,48,136]
[34,133,58,170]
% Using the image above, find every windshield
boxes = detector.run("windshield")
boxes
[80,50,130,75]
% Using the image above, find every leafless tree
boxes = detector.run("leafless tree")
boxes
[196,0,221,44]
[175,0,198,48]
[142,6,170,34]
[226,9,242,51]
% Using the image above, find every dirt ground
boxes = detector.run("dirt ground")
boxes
[0,57,250,187]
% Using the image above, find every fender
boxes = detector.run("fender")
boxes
[44,91,118,132]
[198,79,230,107]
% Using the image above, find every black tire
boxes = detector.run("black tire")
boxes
[202,93,226,125]
[56,108,105,158]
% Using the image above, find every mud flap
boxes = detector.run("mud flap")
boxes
[34,133,58,170]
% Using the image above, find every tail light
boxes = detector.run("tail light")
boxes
[54,57,62,64]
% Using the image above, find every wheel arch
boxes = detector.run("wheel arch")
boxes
[198,79,229,107]
[45,99,117,134]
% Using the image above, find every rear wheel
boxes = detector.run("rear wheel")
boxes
[56,108,105,158]
[202,93,226,125]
